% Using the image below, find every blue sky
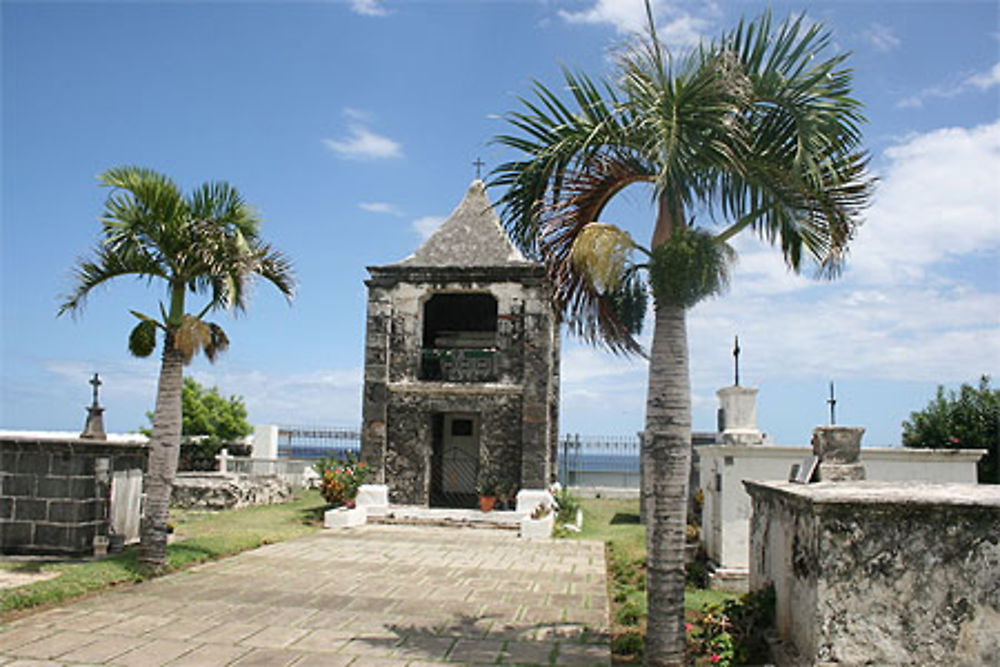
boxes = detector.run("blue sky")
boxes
[2,0,998,447]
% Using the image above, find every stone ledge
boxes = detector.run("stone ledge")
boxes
[744,480,1000,509]
[387,382,523,396]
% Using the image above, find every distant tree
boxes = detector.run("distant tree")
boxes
[902,376,1000,484]
[144,377,252,446]
[59,165,295,572]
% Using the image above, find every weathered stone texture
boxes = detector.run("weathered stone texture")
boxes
[0,437,146,555]
[747,481,1000,665]
[171,473,292,510]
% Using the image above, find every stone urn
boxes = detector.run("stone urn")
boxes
[811,426,866,481]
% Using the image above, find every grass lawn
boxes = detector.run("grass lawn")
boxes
[566,495,737,661]
[1,490,326,619]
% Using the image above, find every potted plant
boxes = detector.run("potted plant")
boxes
[498,482,519,511]
[477,474,498,512]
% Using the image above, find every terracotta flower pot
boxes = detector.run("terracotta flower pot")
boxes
[479,495,496,512]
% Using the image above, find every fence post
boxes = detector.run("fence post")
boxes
[217,448,229,473]
[572,434,581,487]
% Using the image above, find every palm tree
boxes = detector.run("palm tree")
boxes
[59,166,295,571]
[492,7,873,665]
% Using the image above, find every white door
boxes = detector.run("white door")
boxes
[441,414,479,495]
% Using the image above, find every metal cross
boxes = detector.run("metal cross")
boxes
[827,381,837,425]
[733,335,741,387]
[473,157,485,180]
[89,373,102,407]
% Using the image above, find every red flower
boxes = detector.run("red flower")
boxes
[949,436,961,444]
[685,623,693,631]
[710,655,722,662]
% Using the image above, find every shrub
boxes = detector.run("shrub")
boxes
[688,586,775,666]
[554,486,581,524]
[315,453,369,507]
[611,630,644,658]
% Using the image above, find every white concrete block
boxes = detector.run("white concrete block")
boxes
[519,513,554,539]
[324,506,367,528]
[355,484,390,517]
[516,489,555,515]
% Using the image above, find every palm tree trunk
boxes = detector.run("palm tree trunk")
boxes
[139,338,184,571]
[643,300,692,666]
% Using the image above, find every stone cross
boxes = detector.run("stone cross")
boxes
[89,372,102,408]
[473,157,485,180]
[81,372,107,440]
[827,381,837,425]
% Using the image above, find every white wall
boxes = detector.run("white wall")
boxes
[697,444,986,570]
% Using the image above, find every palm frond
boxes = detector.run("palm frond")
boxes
[58,244,167,316]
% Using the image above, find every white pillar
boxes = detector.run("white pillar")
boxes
[716,386,763,446]
[253,424,279,459]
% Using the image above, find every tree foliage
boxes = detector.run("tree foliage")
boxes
[902,376,1000,484]
[144,377,251,445]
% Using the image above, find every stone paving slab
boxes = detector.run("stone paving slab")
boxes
[1,525,609,665]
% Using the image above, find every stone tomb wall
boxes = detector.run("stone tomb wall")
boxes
[745,480,1000,665]
[384,386,524,505]
[1,436,146,555]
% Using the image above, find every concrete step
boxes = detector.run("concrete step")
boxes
[369,506,523,530]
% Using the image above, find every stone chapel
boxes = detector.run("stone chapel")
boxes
[359,180,560,508]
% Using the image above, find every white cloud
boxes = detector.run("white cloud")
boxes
[558,0,710,49]
[323,110,402,160]
[189,367,363,427]
[323,126,402,161]
[967,62,1000,90]
[348,0,388,17]
[864,22,900,53]
[850,120,1000,284]
[412,215,445,240]
[897,61,1000,108]
[359,202,402,215]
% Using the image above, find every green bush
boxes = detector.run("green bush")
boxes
[688,586,775,665]
[903,375,999,483]
[315,452,369,507]
[611,630,644,657]
[554,486,581,524]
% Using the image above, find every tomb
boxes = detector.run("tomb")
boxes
[359,179,560,508]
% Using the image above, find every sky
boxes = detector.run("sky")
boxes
[2,0,998,448]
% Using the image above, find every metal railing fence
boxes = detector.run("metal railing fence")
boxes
[558,434,641,488]
[276,425,360,460]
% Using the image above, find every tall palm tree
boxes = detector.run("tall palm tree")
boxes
[59,166,295,571]
[492,7,873,665]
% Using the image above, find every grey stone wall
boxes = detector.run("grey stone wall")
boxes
[746,481,1000,665]
[1,437,146,555]
[384,386,524,504]
[171,473,292,510]
[361,265,559,506]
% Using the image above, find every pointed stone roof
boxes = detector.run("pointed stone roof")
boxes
[395,180,531,268]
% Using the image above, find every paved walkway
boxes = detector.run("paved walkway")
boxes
[0,525,610,666]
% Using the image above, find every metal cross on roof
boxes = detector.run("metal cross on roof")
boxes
[827,381,837,425]
[473,157,485,180]
[733,335,741,386]
[89,372,102,408]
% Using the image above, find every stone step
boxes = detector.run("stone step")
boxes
[368,507,523,530]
